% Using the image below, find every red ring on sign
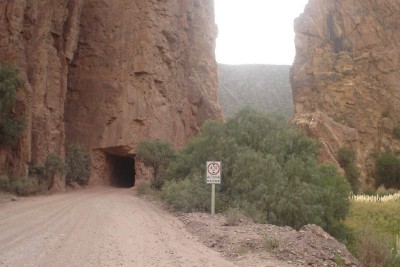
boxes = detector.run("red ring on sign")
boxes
[207,162,220,175]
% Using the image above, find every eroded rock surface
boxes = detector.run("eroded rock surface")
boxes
[291,0,400,184]
[0,0,221,186]
[65,0,221,184]
[0,0,84,177]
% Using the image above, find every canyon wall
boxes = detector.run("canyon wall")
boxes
[291,0,400,184]
[0,0,84,178]
[0,0,221,185]
[65,0,221,184]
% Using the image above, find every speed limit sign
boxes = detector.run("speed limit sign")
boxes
[206,161,221,184]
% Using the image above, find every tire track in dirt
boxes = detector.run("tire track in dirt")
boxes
[0,187,237,267]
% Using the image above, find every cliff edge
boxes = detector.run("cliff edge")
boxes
[291,0,400,184]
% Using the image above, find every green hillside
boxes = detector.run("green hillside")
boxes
[218,64,293,118]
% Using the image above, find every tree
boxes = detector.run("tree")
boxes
[375,152,400,188]
[162,108,351,239]
[337,148,360,192]
[66,144,91,185]
[0,64,25,145]
[136,140,175,188]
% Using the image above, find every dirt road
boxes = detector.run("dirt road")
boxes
[0,187,237,267]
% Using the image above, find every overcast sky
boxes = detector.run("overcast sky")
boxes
[214,0,309,65]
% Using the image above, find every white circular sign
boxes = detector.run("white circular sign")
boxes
[207,162,221,176]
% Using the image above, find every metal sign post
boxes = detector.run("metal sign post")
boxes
[206,161,221,215]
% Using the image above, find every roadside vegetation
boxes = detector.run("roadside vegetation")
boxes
[137,108,351,240]
[0,64,25,146]
[136,109,400,265]
[136,140,175,189]
[337,148,360,192]
[345,191,400,267]
[0,144,90,196]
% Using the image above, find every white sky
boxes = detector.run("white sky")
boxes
[214,0,309,65]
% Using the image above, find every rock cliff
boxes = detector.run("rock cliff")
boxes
[0,0,221,186]
[291,0,400,184]
[0,0,84,178]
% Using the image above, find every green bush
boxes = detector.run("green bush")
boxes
[162,108,351,237]
[162,172,211,212]
[135,181,152,196]
[375,152,400,188]
[337,148,360,192]
[0,64,25,145]
[66,144,91,185]
[223,207,242,226]
[0,174,43,196]
[136,140,175,188]
[393,127,400,140]
[382,109,390,118]
[29,153,65,189]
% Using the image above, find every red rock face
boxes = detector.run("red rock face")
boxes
[0,0,84,177]
[0,0,221,185]
[291,0,400,185]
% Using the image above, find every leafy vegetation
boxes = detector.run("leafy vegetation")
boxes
[375,152,400,188]
[337,148,360,192]
[381,109,390,118]
[66,144,91,185]
[161,109,351,238]
[0,175,44,196]
[136,140,175,188]
[345,200,400,267]
[393,127,400,140]
[29,153,65,189]
[0,64,25,145]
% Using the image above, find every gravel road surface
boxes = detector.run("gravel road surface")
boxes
[0,187,236,267]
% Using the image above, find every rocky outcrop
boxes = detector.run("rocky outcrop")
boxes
[218,64,293,118]
[1,0,221,186]
[0,0,84,177]
[65,0,221,185]
[291,0,400,184]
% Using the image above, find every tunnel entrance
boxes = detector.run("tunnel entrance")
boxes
[107,154,135,188]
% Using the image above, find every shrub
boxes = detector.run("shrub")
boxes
[353,227,392,267]
[0,64,25,145]
[136,140,175,188]
[375,152,400,188]
[223,207,242,226]
[382,109,390,118]
[393,127,400,140]
[29,153,65,189]
[337,148,360,192]
[0,174,43,196]
[162,109,351,238]
[0,175,9,190]
[135,181,151,196]
[66,144,91,185]
[162,172,211,212]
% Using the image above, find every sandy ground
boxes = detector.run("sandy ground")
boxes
[0,187,238,267]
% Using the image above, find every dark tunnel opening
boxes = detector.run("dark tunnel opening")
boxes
[108,154,135,188]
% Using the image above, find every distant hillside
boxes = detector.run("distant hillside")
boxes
[217,64,293,118]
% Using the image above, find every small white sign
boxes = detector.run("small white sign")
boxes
[206,161,221,184]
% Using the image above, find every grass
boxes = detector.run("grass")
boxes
[345,199,400,266]
[345,200,400,238]
[263,236,280,251]
[134,181,162,201]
